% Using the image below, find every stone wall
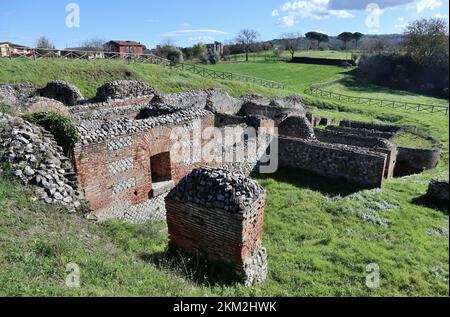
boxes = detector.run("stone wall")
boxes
[95,80,159,102]
[278,137,388,188]
[314,129,398,178]
[165,168,267,286]
[395,147,442,176]
[278,116,315,140]
[339,120,409,133]
[327,126,396,140]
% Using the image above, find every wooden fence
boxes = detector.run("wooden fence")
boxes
[2,47,285,90]
[306,85,449,115]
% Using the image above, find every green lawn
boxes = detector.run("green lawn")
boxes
[204,61,347,92]
[0,58,448,296]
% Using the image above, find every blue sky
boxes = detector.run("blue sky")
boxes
[0,0,448,49]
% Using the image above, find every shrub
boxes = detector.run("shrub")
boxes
[358,53,449,98]
[24,111,79,155]
[200,50,220,65]
[166,47,184,64]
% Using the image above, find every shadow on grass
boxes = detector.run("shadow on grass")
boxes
[332,75,426,98]
[138,247,243,287]
[254,167,365,197]
[412,195,449,215]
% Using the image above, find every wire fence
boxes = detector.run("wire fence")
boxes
[306,84,449,115]
[1,47,285,90]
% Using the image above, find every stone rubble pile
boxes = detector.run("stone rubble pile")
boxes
[0,113,82,211]
[167,168,265,212]
[0,83,40,106]
[95,80,159,102]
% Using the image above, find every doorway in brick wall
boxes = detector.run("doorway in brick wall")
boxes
[150,152,174,197]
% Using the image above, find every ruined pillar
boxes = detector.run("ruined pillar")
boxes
[165,168,268,286]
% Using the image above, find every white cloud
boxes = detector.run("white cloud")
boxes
[181,22,191,27]
[145,18,160,23]
[274,0,355,26]
[394,22,409,29]
[162,29,228,37]
[433,13,447,19]
[188,36,214,43]
[415,0,443,12]
[397,17,405,21]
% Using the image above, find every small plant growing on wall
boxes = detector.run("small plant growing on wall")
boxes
[23,111,80,156]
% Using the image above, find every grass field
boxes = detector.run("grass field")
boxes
[0,58,448,296]
[228,50,358,62]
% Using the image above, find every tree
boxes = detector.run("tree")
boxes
[353,32,364,49]
[281,32,303,59]
[305,32,329,49]
[337,32,354,50]
[235,29,260,62]
[80,38,105,51]
[192,43,206,58]
[402,18,449,66]
[36,36,54,49]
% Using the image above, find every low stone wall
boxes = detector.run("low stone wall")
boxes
[395,146,443,176]
[314,129,398,178]
[166,168,267,286]
[278,137,387,188]
[95,80,158,102]
[238,102,304,125]
[327,126,396,140]
[339,120,414,133]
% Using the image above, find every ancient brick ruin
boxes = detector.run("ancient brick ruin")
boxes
[0,79,444,285]
[166,168,268,286]
[1,80,443,224]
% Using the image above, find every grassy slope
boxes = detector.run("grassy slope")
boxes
[0,59,286,99]
[204,61,347,92]
[0,59,448,296]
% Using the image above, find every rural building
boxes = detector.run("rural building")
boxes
[103,40,146,57]
[206,42,223,56]
[0,42,31,57]
[61,47,105,59]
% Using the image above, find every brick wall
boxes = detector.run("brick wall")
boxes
[74,114,215,221]
[166,193,267,285]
